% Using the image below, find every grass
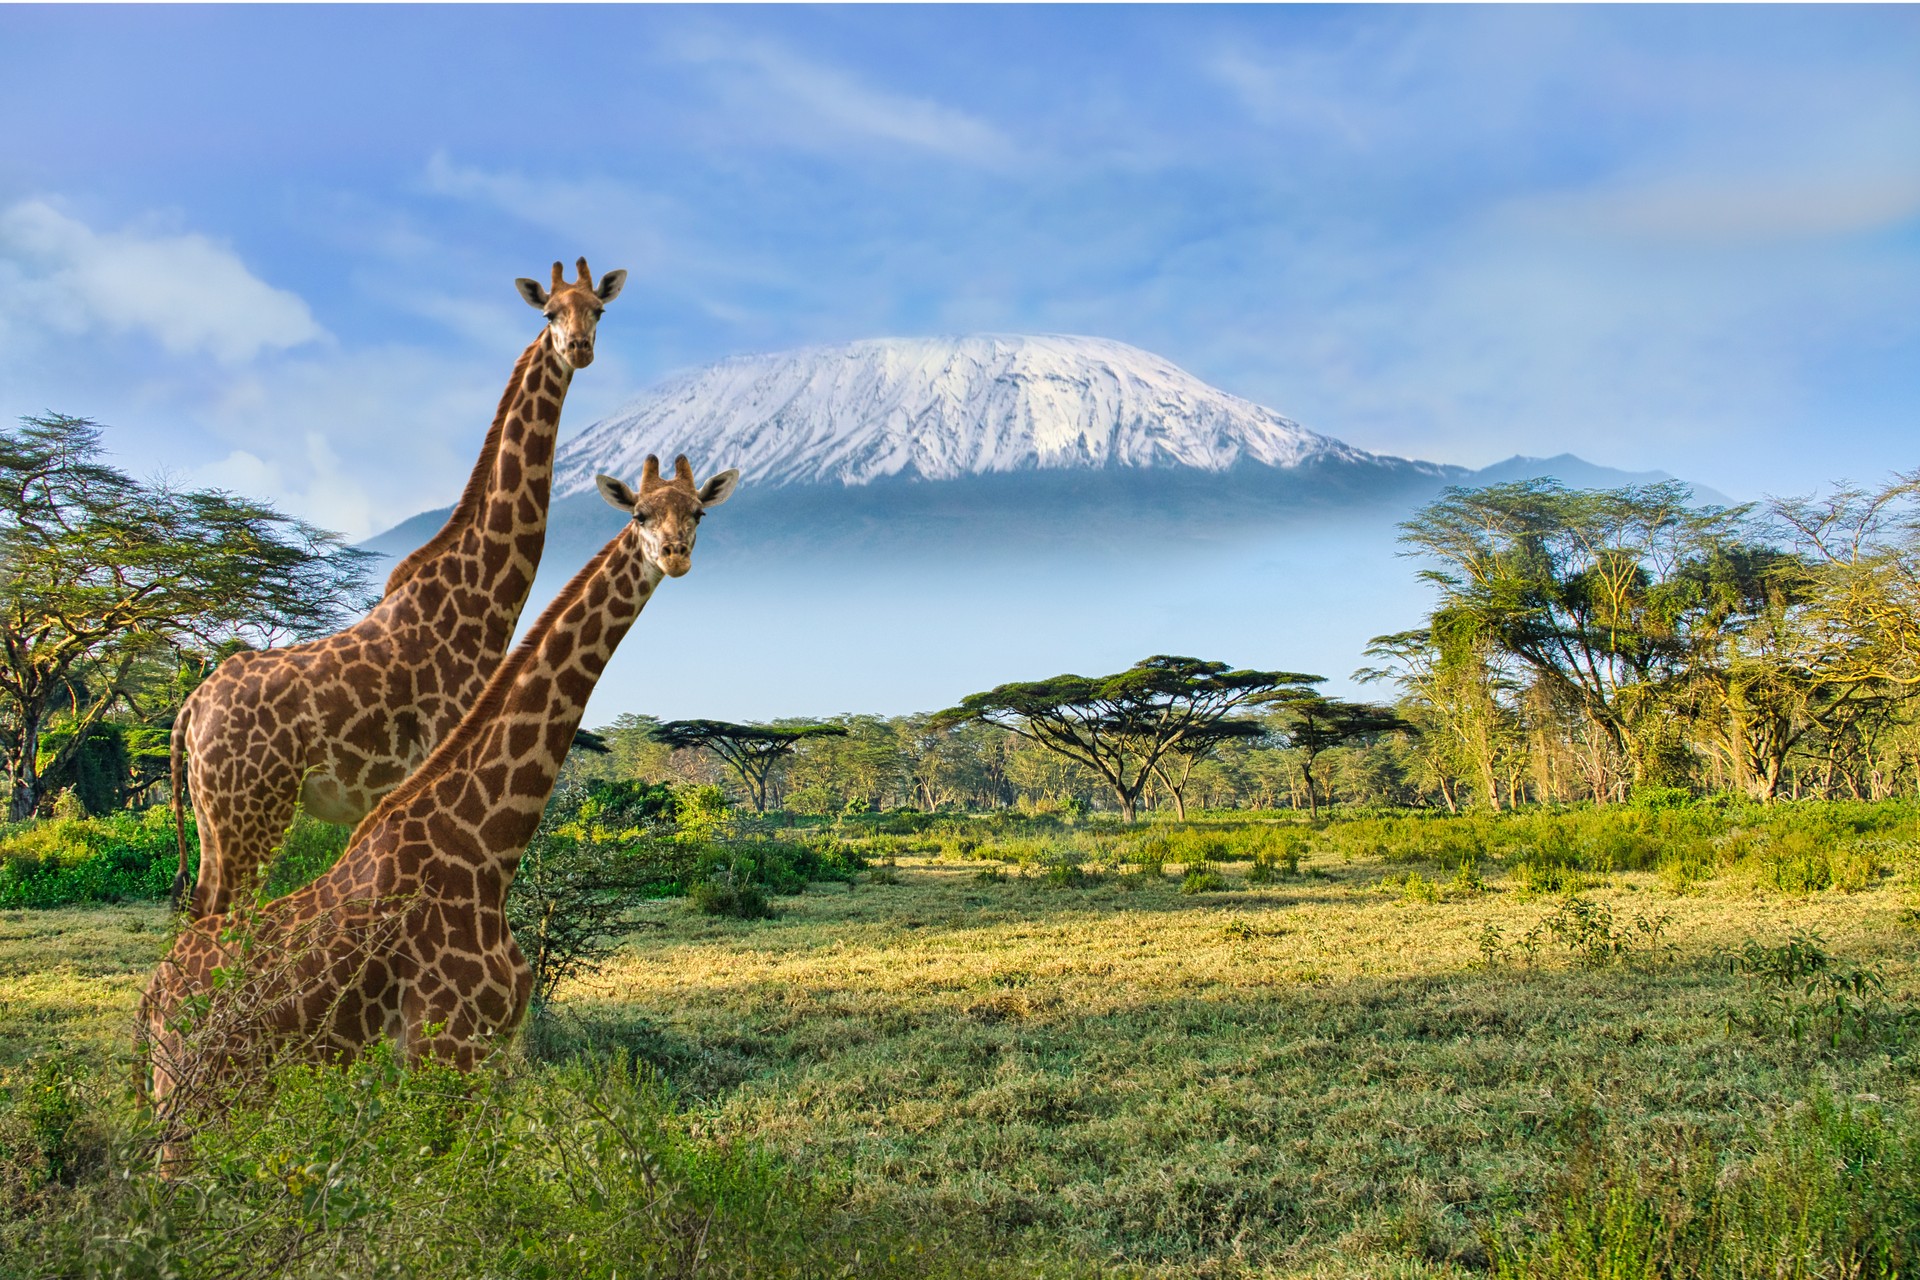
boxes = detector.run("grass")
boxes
[2,807,1917,1276]
[536,831,1920,1275]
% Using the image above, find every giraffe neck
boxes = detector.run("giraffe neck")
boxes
[371,521,661,884]
[381,329,573,630]
[465,331,572,638]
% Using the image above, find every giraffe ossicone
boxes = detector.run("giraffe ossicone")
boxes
[171,259,626,919]
[141,457,740,1113]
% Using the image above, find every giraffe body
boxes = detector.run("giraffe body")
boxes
[173,260,625,918]
[142,456,739,1110]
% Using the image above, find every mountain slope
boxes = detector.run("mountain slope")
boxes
[357,334,1725,719]
[552,334,1424,495]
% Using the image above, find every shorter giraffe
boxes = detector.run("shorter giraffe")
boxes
[139,455,739,1112]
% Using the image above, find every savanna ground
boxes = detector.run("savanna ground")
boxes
[3,805,1919,1277]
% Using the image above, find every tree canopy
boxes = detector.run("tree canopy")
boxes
[1265,696,1413,817]
[0,414,374,818]
[651,719,849,811]
[934,655,1318,821]
[1398,478,1763,797]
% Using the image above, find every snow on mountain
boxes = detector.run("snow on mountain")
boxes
[553,334,1394,495]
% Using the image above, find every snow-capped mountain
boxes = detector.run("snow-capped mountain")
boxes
[553,334,1404,495]
[362,332,1710,720]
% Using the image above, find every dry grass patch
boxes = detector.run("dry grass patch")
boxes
[571,853,1916,1275]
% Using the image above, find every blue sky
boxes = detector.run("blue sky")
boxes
[2,4,1917,541]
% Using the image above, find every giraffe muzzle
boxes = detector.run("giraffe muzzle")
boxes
[565,342,596,368]
[660,544,693,577]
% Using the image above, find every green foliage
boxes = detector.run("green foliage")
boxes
[572,778,678,837]
[689,856,774,919]
[0,1055,89,1195]
[1179,866,1226,894]
[651,719,848,811]
[35,723,131,816]
[671,783,734,843]
[1530,897,1673,969]
[0,807,189,908]
[1725,929,1915,1050]
[1471,898,1674,970]
[936,654,1319,821]
[1246,831,1305,883]
[12,1046,978,1280]
[259,810,351,899]
[1487,1090,1920,1280]
[1040,851,1103,889]
[507,786,689,1022]
[0,414,374,820]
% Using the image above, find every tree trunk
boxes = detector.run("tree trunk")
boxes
[1150,762,1189,821]
[8,700,44,822]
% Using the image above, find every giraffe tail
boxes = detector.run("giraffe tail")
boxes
[169,703,192,914]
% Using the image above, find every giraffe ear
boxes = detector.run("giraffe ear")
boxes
[595,474,638,513]
[698,468,741,507]
[595,269,627,304]
[515,278,549,308]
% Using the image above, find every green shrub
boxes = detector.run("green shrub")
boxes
[14,1046,978,1280]
[1043,858,1102,889]
[507,799,690,1023]
[690,857,774,919]
[1519,896,1673,969]
[1725,929,1914,1049]
[0,807,189,908]
[1488,1090,1920,1280]
[784,783,840,816]
[259,809,351,898]
[1179,868,1226,894]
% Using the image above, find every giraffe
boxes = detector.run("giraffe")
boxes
[140,456,739,1114]
[171,258,627,918]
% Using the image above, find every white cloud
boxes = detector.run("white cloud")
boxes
[0,200,327,364]
[188,344,511,539]
[673,35,1020,167]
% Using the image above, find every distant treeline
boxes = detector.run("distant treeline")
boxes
[575,474,1920,816]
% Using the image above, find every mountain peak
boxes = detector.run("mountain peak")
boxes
[553,333,1387,493]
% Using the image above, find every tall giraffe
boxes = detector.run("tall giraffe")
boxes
[141,456,739,1107]
[171,258,626,918]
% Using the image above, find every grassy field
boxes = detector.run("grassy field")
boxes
[6,810,1916,1277]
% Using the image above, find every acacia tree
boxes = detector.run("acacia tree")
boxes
[1147,719,1267,820]
[933,655,1318,821]
[1773,471,1920,691]
[1267,696,1413,818]
[0,415,374,819]
[1361,623,1518,811]
[1399,479,1750,799]
[650,719,848,811]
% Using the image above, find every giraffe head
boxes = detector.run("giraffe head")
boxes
[595,455,740,578]
[515,257,627,370]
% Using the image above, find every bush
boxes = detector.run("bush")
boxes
[9,1047,983,1280]
[690,857,774,919]
[1488,1090,1920,1280]
[259,809,351,898]
[1179,868,1226,894]
[0,807,188,908]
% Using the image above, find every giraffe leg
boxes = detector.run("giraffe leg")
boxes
[190,766,302,917]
